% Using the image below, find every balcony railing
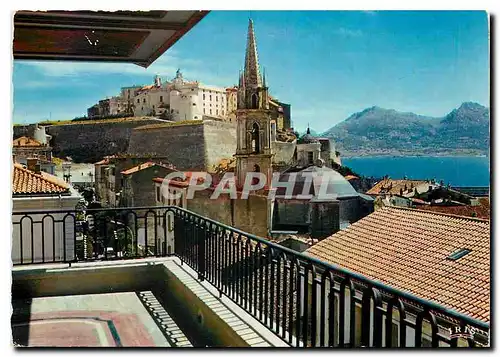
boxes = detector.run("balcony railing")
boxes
[12,206,490,348]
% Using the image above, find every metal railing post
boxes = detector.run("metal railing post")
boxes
[197,220,206,281]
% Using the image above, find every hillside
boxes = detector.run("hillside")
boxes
[322,102,489,157]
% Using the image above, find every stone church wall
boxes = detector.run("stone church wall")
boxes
[271,141,296,166]
[188,189,269,238]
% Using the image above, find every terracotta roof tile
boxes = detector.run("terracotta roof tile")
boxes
[94,158,109,165]
[121,161,174,175]
[12,163,69,195]
[306,206,490,323]
[13,136,43,147]
[367,178,428,195]
[418,199,490,220]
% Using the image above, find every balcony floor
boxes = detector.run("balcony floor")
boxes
[12,291,193,347]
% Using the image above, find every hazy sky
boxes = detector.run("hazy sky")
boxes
[12,10,489,132]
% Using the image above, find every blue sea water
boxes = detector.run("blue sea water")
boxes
[342,156,490,187]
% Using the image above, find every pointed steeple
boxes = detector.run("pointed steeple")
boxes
[244,19,262,88]
[307,125,311,135]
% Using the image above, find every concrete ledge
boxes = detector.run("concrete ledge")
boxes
[161,259,289,347]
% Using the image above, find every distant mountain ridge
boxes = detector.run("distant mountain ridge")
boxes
[321,102,489,157]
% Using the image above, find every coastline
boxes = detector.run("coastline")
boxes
[341,154,489,159]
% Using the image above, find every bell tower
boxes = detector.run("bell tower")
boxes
[235,19,273,189]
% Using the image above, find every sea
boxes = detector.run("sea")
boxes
[342,156,490,187]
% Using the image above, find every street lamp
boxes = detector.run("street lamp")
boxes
[62,162,72,183]
[88,171,94,187]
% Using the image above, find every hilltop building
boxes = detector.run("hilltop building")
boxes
[88,71,233,122]
[87,96,129,119]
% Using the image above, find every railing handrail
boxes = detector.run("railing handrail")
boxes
[11,205,490,331]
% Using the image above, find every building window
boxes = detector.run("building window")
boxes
[137,99,140,103]
[210,95,212,101]
[194,116,198,119]
[210,109,212,115]
[203,94,205,100]
[222,111,224,115]
[203,109,206,114]
[251,93,258,109]
[193,103,196,106]
[143,98,146,103]
[308,151,314,165]
[156,186,161,202]
[216,96,218,102]
[251,123,260,153]
[153,105,155,109]
[160,95,163,102]
[216,109,218,115]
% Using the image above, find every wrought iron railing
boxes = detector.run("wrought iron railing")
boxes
[11,206,490,348]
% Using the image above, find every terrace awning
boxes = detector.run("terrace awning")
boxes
[13,10,209,68]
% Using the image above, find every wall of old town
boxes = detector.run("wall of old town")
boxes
[127,120,237,172]
[14,119,163,163]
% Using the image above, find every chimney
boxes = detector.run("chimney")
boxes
[27,158,38,172]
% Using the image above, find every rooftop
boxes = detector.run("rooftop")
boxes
[13,136,43,147]
[417,197,490,220]
[120,161,175,176]
[367,178,430,195]
[12,163,69,195]
[306,206,490,323]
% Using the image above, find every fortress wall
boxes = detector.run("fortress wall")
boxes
[127,120,237,172]
[127,122,207,171]
[203,121,237,172]
[46,120,162,163]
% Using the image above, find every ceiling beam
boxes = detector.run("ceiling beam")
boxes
[14,13,185,31]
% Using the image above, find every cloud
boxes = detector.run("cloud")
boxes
[16,54,180,78]
[15,52,234,89]
[335,27,363,38]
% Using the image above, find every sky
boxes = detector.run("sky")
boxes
[12,10,489,132]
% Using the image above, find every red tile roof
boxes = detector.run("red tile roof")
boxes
[121,162,174,175]
[13,136,43,147]
[94,159,109,165]
[344,175,359,180]
[13,163,69,195]
[367,178,428,195]
[418,198,490,220]
[306,206,490,323]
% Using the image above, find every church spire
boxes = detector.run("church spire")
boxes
[244,18,262,88]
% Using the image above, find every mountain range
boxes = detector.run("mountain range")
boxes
[320,102,490,157]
